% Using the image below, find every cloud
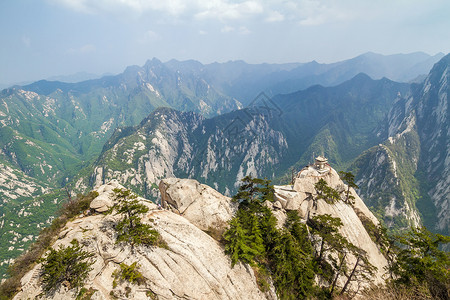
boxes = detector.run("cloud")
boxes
[47,0,388,26]
[221,25,234,33]
[50,0,264,20]
[265,11,284,22]
[49,0,187,16]
[195,1,263,21]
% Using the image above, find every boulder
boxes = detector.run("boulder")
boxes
[89,194,113,213]
[159,178,236,232]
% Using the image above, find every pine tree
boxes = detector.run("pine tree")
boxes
[40,239,94,293]
[392,226,450,300]
[339,171,358,204]
[112,188,159,247]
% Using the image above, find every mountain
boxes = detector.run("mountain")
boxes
[351,54,450,234]
[82,55,449,235]
[162,52,443,103]
[0,52,446,278]
[9,160,388,299]
[75,74,407,202]
[0,60,240,277]
[46,72,102,83]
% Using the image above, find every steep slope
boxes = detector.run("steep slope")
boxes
[352,54,450,234]
[276,162,389,286]
[0,60,241,278]
[274,73,410,170]
[0,53,446,280]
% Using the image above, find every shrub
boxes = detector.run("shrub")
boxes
[111,188,161,247]
[224,177,316,299]
[40,239,94,293]
[391,226,449,300]
[112,262,145,286]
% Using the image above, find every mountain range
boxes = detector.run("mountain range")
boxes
[0,51,447,277]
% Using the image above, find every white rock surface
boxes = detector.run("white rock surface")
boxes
[14,182,274,300]
[159,178,237,232]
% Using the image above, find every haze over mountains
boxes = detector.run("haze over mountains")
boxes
[0,52,448,277]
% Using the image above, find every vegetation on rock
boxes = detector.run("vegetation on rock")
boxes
[339,171,358,204]
[314,179,341,205]
[112,262,145,288]
[224,177,315,298]
[40,239,94,293]
[110,188,165,248]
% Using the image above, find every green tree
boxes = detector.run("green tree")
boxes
[339,171,358,204]
[223,214,264,267]
[266,211,315,299]
[314,179,340,206]
[392,226,450,300]
[339,246,376,296]
[232,176,274,209]
[224,177,318,299]
[268,231,315,299]
[285,211,313,254]
[112,188,159,247]
[308,214,347,262]
[40,239,94,293]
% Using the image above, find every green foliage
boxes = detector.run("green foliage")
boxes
[112,262,145,287]
[308,213,377,296]
[391,226,450,300]
[76,287,96,300]
[40,239,94,293]
[223,212,265,267]
[314,179,341,205]
[232,176,274,208]
[111,188,160,247]
[266,214,315,299]
[308,214,346,262]
[146,290,158,300]
[224,177,316,299]
[339,171,358,204]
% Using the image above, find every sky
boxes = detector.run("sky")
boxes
[1,0,450,85]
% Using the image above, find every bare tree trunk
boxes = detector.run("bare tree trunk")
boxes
[340,256,360,295]
[330,252,347,295]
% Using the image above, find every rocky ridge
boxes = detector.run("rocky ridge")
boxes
[13,160,387,299]
[352,53,450,233]
[14,180,275,300]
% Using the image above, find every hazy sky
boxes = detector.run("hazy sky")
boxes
[1,0,450,84]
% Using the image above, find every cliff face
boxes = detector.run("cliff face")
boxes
[352,54,450,234]
[85,108,288,199]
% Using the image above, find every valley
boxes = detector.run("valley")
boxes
[0,52,448,279]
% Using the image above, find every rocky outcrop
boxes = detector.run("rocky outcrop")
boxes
[275,164,389,287]
[159,178,237,232]
[13,167,391,299]
[13,181,275,300]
